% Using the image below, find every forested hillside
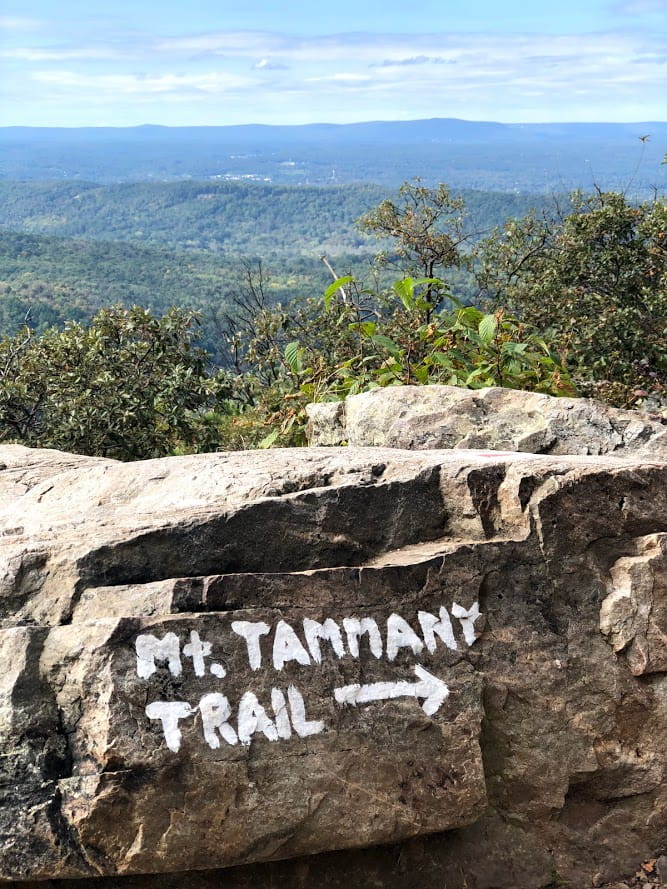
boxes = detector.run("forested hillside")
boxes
[0,231,371,360]
[0,181,548,361]
[0,181,549,255]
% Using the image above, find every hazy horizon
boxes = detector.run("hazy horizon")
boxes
[2,116,667,131]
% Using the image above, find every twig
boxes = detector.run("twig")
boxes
[320,256,348,303]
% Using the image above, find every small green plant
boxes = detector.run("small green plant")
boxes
[335,276,572,395]
[231,275,573,447]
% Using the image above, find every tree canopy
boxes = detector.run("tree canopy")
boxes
[477,189,667,406]
[0,306,229,460]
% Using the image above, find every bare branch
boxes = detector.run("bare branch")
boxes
[320,256,348,303]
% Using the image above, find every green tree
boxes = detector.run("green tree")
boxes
[358,180,471,318]
[477,190,667,406]
[0,305,229,460]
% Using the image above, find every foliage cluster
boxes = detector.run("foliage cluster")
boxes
[478,190,667,406]
[221,273,572,448]
[0,180,389,255]
[222,181,666,445]
[0,180,551,260]
[0,306,231,460]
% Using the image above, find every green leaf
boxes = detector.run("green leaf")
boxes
[376,371,400,385]
[500,341,528,355]
[284,341,303,374]
[478,314,498,344]
[465,366,490,385]
[444,294,464,310]
[412,277,443,289]
[458,306,484,326]
[532,337,552,355]
[392,277,416,310]
[370,334,402,358]
[429,351,455,368]
[258,428,280,449]
[349,320,376,337]
[323,276,354,310]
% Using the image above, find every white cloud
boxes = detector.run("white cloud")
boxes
[8,27,667,74]
[155,30,289,55]
[33,70,256,96]
[253,58,289,70]
[306,72,373,83]
[371,56,454,67]
[151,29,667,79]
[153,30,463,64]
[5,24,666,124]
[1,47,119,61]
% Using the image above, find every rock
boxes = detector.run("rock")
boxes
[656,855,667,882]
[0,443,666,889]
[600,536,667,675]
[305,385,667,459]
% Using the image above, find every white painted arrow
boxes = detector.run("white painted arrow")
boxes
[334,665,449,716]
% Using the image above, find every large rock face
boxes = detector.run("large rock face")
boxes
[306,385,667,458]
[1,441,666,888]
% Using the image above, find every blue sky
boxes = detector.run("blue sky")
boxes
[1,0,666,127]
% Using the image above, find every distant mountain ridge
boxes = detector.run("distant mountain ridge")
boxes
[3,118,666,141]
[1,118,665,193]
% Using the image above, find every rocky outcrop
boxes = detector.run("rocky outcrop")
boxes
[1,442,666,889]
[306,385,667,458]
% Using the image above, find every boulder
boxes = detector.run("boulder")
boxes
[305,385,667,459]
[0,442,666,889]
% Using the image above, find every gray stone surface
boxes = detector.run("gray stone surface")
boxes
[0,443,666,888]
[306,385,667,458]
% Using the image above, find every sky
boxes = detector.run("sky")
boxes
[1,0,666,127]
